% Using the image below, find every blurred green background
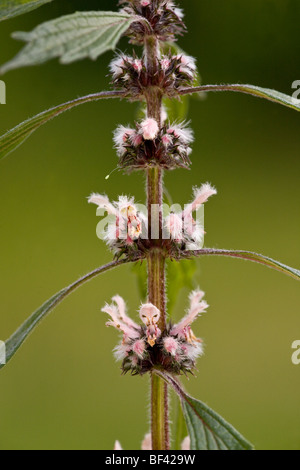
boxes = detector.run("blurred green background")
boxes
[0,0,299,450]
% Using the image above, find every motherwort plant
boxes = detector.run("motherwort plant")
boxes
[0,0,299,450]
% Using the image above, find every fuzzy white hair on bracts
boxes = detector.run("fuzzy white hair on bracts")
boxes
[113,125,135,155]
[178,55,197,78]
[185,342,204,360]
[113,343,131,362]
[167,122,194,145]
[166,1,184,19]
[109,56,126,78]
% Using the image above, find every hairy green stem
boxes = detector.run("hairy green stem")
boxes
[151,372,169,449]
[148,249,169,450]
[145,35,170,450]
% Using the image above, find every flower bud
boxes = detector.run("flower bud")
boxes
[140,118,159,140]
[163,336,180,356]
[132,339,146,359]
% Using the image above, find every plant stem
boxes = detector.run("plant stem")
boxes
[145,35,170,450]
[148,249,169,450]
[151,372,169,450]
[148,248,166,332]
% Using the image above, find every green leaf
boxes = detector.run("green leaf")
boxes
[182,395,253,451]
[0,0,53,22]
[158,372,254,451]
[0,11,134,74]
[173,398,188,450]
[0,259,130,370]
[0,90,125,160]
[179,84,300,111]
[186,249,300,281]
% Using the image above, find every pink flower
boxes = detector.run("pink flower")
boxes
[163,337,180,356]
[164,183,216,247]
[139,303,160,326]
[114,440,123,450]
[162,133,173,147]
[140,0,151,6]
[164,184,216,246]
[164,212,184,241]
[112,295,138,330]
[178,54,197,77]
[132,339,146,359]
[141,433,152,450]
[161,57,171,71]
[140,118,159,140]
[133,59,143,72]
[179,54,196,69]
[181,436,191,450]
[102,289,208,375]
[184,183,217,215]
[130,132,143,147]
[102,298,140,342]
[170,289,208,342]
[139,303,161,347]
[114,434,189,451]
[88,193,117,216]
[88,193,145,247]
